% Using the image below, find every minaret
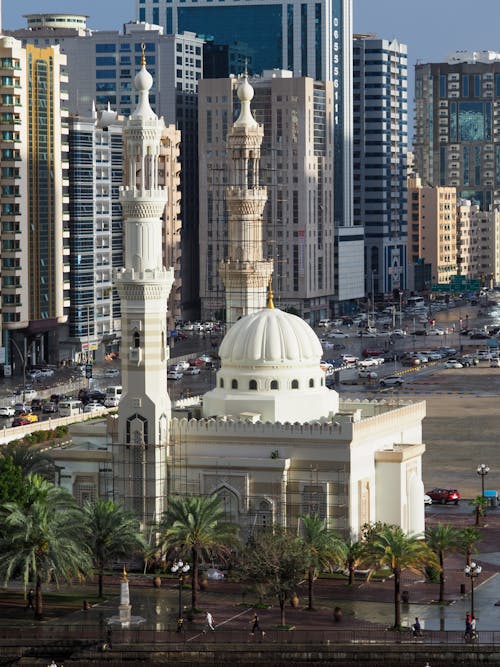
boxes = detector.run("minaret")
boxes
[113,46,174,527]
[220,75,273,328]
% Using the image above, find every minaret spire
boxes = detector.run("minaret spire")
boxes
[220,74,273,328]
[113,56,174,527]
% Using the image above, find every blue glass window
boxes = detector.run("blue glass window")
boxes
[474,146,481,185]
[177,5,283,74]
[449,102,457,141]
[462,75,469,97]
[287,4,294,71]
[96,82,116,91]
[96,70,116,79]
[135,42,155,52]
[96,56,116,66]
[463,146,470,186]
[166,7,173,33]
[496,74,500,97]
[153,7,159,23]
[496,146,500,186]
[474,75,481,98]
[458,102,485,141]
[315,3,322,81]
[96,44,116,53]
[301,4,307,75]
[139,8,146,21]
[439,75,446,98]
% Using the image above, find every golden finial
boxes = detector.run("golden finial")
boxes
[267,277,274,309]
[141,42,146,67]
[122,565,128,582]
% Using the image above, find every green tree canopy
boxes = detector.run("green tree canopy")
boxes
[299,514,347,610]
[158,495,239,610]
[2,442,55,480]
[364,523,439,628]
[458,526,482,566]
[239,527,309,626]
[0,474,92,619]
[82,499,148,597]
[0,455,26,506]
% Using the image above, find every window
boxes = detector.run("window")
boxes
[231,379,238,389]
[270,380,279,390]
[133,332,140,348]
[291,379,299,389]
[249,379,257,390]
[220,378,224,388]
[309,378,314,388]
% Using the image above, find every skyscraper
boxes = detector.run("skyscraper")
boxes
[353,35,408,294]
[414,51,500,211]
[137,0,362,311]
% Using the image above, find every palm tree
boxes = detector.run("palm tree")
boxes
[364,523,439,629]
[470,496,488,526]
[458,526,482,566]
[425,523,461,602]
[158,495,239,610]
[82,499,148,598]
[299,514,346,610]
[0,474,92,619]
[345,540,366,586]
[2,442,55,480]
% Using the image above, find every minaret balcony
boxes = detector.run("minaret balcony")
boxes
[120,187,167,220]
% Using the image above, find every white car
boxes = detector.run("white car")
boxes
[320,339,335,349]
[175,360,191,371]
[357,358,379,368]
[104,368,120,377]
[444,360,463,369]
[358,370,378,379]
[104,397,120,408]
[184,366,201,375]
[0,406,15,418]
[379,375,404,388]
[342,355,359,364]
[391,329,407,337]
[167,370,183,380]
[83,401,103,413]
[357,331,378,338]
[328,330,349,339]
[427,328,445,336]
[424,494,432,506]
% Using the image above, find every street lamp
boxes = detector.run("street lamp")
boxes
[171,559,190,631]
[477,463,490,498]
[464,561,482,618]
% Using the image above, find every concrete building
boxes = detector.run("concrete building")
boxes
[8,16,202,320]
[414,51,500,211]
[353,35,408,295]
[113,49,175,526]
[198,72,335,325]
[407,176,457,290]
[457,200,500,287]
[136,0,363,313]
[0,35,69,374]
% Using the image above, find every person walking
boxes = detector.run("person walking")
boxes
[412,617,422,637]
[26,588,34,610]
[203,610,215,633]
[465,612,472,640]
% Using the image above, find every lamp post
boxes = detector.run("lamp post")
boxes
[477,463,490,499]
[464,562,482,618]
[171,559,190,631]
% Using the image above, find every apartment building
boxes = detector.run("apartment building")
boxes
[457,200,500,287]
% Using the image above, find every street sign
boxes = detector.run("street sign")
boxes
[85,364,93,379]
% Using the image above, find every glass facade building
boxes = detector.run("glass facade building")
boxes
[414,53,500,212]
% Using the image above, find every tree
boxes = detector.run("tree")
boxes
[239,527,309,626]
[299,514,346,610]
[2,442,55,480]
[345,540,366,586]
[364,523,439,629]
[425,523,461,602]
[0,455,27,506]
[82,499,147,598]
[470,496,488,526]
[458,526,482,566]
[158,495,239,610]
[0,474,92,619]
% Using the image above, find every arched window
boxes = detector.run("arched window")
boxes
[249,379,257,390]
[220,378,224,388]
[133,331,140,348]
[231,379,238,390]
[270,380,279,390]
[309,378,314,388]
[291,379,299,389]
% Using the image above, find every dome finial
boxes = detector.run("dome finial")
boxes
[267,277,274,309]
[141,42,147,67]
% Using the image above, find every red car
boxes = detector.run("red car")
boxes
[12,417,30,427]
[426,488,460,505]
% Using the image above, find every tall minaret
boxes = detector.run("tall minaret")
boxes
[220,75,273,328]
[113,47,174,527]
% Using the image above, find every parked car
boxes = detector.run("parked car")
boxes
[424,494,433,506]
[426,488,460,505]
[42,401,58,414]
[0,406,15,418]
[184,366,201,376]
[167,370,183,381]
[104,367,120,377]
[379,375,404,388]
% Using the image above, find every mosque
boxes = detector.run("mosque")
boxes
[105,56,427,539]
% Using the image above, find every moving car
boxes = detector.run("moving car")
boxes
[427,328,445,336]
[83,402,103,413]
[42,401,58,414]
[358,369,378,380]
[104,367,120,377]
[0,406,15,418]
[12,417,31,427]
[379,375,404,388]
[444,360,463,369]
[426,488,460,505]
[184,366,201,376]
[104,397,120,408]
[424,494,432,505]
[167,370,183,381]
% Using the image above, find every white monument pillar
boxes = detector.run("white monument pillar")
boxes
[113,46,174,527]
[220,75,273,328]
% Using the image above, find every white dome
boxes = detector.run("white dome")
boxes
[220,308,323,367]
[203,307,339,423]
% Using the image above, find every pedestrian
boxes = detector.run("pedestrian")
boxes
[250,613,260,635]
[412,616,422,637]
[465,612,472,639]
[470,616,477,636]
[26,588,34,610]
[203,610,215,632]
[48,660,57,667]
